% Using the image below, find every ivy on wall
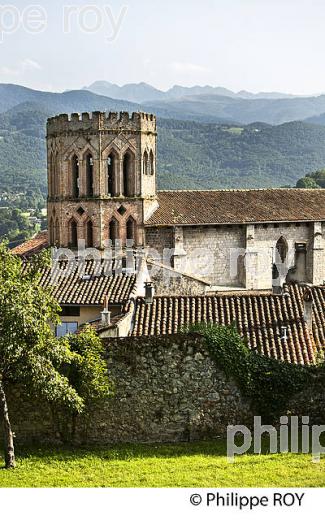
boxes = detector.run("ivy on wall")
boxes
[189,324,323,421]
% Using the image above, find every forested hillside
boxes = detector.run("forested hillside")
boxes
[0,103,47,210]
[2,105,325,206]
[2,100,325,243]
[157,119,325,188]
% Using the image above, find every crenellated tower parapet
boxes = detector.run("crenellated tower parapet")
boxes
[47,111,157,137]
[47,111,157,249]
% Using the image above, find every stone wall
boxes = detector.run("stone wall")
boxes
[145,226,174,258]
[178,225,246,287]
[5,334,325,447]
[148,261,210,296]
[146,222,325,291]
[252,222,312,289]
[6,335,252,445]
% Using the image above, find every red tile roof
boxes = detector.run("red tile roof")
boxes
[145,189,325,226]
[12,231,49,257]
[29,259,137,305]
[130,284,325,364]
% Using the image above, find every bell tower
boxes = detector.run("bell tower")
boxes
[47,111,157,249]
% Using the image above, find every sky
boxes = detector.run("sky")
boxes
[1,0,325,94]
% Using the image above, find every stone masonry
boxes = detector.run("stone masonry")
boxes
[47,111,157,248]
[46,111,325,292]
[7,335,252,444]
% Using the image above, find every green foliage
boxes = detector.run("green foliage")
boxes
[296,177,320,188]
[190,323,315,421]
[0,106,47,208]
[0,244,112,464]
[296,168,325,188]
[0,242,83,412]
[63,325,113,405]
[0,208,38,246]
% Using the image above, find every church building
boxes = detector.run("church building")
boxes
[13,111,325,362]
[45,110,325,291]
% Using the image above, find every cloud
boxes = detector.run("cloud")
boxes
[170,61,210,74]
[0,58,41,76]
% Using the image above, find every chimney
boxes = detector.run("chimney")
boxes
[303,286,313,331]
[101,295,111,326]
[280,326,287,341]
[144,282,154,305]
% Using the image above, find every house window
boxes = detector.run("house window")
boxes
[60,306,80,317]
[56,322,78,337]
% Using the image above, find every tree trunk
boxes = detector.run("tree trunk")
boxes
[0,380,15,469]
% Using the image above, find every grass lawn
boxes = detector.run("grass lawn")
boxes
[0,440,324,487]
[222,126,244,134]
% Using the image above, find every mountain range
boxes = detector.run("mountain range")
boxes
[2,82,325,215]
[82,81,298,103]
[3,83,325,126]
[2,96,325,202]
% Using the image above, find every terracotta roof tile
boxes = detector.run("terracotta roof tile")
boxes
[12,231,49,257]
[26,258,137,305]
[145,189,325,226]
[131,284,325,364]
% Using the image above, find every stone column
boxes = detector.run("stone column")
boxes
[310,222,324,285]
[92,159,100,197]
[173,226,187,272]
[245,224,273,290]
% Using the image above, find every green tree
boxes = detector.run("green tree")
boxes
[60,326,113,439]
[296,176,320,188]
[311,169,325,188]
[0,244,110,468]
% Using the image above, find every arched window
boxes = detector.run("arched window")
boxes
[69,219,78,248]
[143,150,148,175]
[49,217,55,244]
[86,220,93,248]
[122,151,133,197]
[149,150,154,175]
[85,153,94,197]
[55,218,60,245]
[126,217,135,243]
[276,236,288,263]
[107,152,117,196]
[71,155,79,198]
[53,152,58,196]
[49,152,54,196]
[49,152,58,197]
[108,218,118,244]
